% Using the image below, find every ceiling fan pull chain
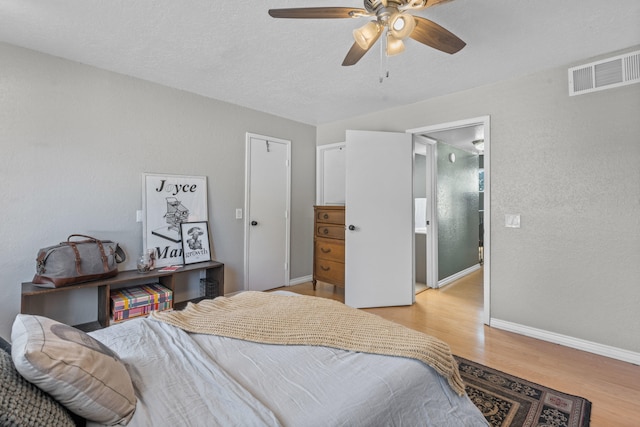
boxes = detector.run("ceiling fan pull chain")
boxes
[379,39,384,83]
[379,32,390,83]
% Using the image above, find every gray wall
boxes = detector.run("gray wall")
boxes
[437,143,479,279]
[0,42,316,340]
[317,46,640,354]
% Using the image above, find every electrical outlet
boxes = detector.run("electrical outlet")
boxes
[235,208,242,219]
[505,214,520,228]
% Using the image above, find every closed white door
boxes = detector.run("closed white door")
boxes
[245,134,291,291]
[344,130,415,308]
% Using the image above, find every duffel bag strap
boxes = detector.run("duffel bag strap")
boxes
[114,244,126,264]
[68,239,111,274]
[68,242,83,275]
[95,240,110,272]
[66,234,126,268]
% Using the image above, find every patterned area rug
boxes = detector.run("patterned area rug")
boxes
[455,356,592,427]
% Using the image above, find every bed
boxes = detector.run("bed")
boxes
[3,291,488,426]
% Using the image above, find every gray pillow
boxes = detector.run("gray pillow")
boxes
[0,339,76,427]
[11,315,136,425]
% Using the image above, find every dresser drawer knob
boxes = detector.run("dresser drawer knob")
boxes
[320,266,330,271]
[321,248,331,253]
[323,213,329,219]
[323,228,329,234]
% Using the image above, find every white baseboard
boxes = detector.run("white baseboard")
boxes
[223,276,312,297]
[437,264,482,288]
[289,275,312,286]
[490,318,640,365]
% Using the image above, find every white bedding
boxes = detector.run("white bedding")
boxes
[88,314,487,426]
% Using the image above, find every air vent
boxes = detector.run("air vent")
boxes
[568,50,640,96]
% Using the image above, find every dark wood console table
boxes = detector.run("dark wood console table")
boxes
[21,260,224,331]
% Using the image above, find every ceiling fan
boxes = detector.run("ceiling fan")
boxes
[268,0,466,66]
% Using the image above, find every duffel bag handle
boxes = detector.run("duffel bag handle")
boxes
[66,234,127,264]
[67,234,99,243]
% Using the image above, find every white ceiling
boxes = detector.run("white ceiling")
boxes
[1,1,639,125]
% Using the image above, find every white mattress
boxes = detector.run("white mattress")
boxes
[89,315,487,426]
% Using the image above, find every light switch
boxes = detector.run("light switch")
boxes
[136,210,143,223]
[505,214,520,228]
[235,208,243,219]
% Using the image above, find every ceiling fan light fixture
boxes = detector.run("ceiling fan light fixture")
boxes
[388,13,415,39]
[353,21,381,50]
[386,33,405,56]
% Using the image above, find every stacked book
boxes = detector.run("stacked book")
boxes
[110,283,173,323]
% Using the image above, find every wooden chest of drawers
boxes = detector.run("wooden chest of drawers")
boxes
[313,205,345,290]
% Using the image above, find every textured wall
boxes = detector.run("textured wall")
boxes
[437,143,480,279]
[0,43,316,340]
[317,46,640,354]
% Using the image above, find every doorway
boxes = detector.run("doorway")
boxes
[413,138,433,293]
[244,133,291,292]
[316,139,428,293]
[314,121,489,320]
[408,116,491,325]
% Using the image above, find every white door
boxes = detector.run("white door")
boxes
[245,133,291,291]
[345,130,415,308]
[316,142,346,205]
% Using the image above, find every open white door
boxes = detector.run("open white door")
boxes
[344,130,414,308]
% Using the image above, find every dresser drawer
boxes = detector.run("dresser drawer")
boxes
[316,208,345,225]
[315,239,344,263]
[315,259,345,287]
[316,224,345,240]
[313,205,345,290]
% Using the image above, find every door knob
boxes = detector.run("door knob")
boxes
[348,225,356,231]
[251,221,258,226]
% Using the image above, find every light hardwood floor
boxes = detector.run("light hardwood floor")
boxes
[276,269,640,426]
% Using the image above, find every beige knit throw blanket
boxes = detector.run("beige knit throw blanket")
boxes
[150,291,465,396]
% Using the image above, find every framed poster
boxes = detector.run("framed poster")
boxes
[180,221,212,265]
[142,173,208,267]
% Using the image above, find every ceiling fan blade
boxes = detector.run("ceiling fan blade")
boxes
[409,16,465,54]
[423,0,455,8]
[342,42,369,66]
[268,7,367,19]
[342,31,382,66]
